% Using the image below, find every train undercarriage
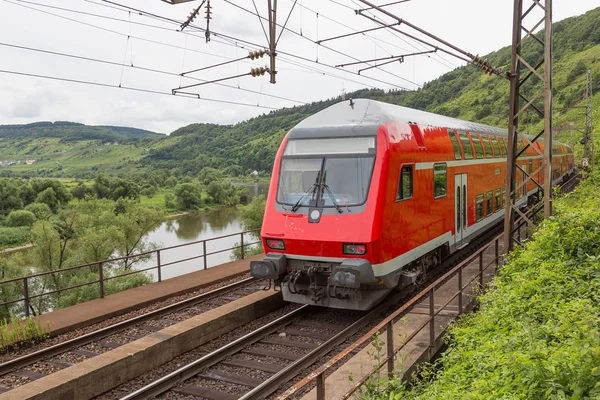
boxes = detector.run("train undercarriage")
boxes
[250,247,444,311]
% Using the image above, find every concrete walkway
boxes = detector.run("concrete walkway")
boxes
[37,254,264,336]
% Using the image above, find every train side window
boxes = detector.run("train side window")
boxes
[502,138,508,155]
[502,186,506,207]
[458,132,474,160]
[448,130,462,160]
[476,194,484,222]
[471,133,484,159]
[529,159,533,174]
[482,136,493,158]
[486,191,493,217]
[434,163,447,199]
[491,136,502,158]
[495,188,501,211]
[396,165,413,201]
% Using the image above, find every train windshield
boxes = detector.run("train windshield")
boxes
[277,137,376,209]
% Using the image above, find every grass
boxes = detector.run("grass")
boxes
[0,312,50,352]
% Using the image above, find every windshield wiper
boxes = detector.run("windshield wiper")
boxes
[291,171,320,212]
[321,171,343,213]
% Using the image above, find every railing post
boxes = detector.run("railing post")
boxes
[386,320,394,379]
[240,232,245,260]
[479,252,484,287]
[23,277,30,317]
[203,241,208,270]
[495,238,499,267]
[316,372,326,400]
[156,250,162,283]
[429,288,435,356]
[99,262,104,299]
[458,267,463,315]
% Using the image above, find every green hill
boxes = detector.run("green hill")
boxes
[0,122,163,177]
[144,7,600,175]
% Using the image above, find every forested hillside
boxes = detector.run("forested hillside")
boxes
[0,122,163,176]
[144,7,600,175]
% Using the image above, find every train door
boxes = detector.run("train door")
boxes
[454,174,468,248]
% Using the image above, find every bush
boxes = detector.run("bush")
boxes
[5,210,36,227]
[392,174,600,399]
[24,202,53,220]
[0,227,27,248]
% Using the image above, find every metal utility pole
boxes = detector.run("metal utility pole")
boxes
[267,0,278,84]
[504,0,553,251]
[583,70,594,167]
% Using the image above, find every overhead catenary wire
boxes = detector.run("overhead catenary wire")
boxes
[0,41,306,105]
[347,0,458,70]
[0,68,277,109]
[221,0,420,88]
[9,0,411,92]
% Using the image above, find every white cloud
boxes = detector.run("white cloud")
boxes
[0,0,597,133]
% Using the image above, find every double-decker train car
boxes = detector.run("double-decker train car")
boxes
[250,99,575,310]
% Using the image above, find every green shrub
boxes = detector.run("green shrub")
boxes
[0,312,50,351]
[5,210,36,227]
[0,227,27,247]
[25,202,53,220]
[391,174,600,399]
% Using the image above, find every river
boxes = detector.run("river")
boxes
[141,182,269,280]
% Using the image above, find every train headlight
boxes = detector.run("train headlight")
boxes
[266,239,285,250]
[343,243,367,255]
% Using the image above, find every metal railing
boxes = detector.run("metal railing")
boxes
[0,230,261,317]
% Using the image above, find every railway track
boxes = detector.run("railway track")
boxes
[117,224,506,400]
[0,277,263,390]
[120,304,387,400]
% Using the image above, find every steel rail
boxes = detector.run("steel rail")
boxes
[120,305,310,400]
[0,277,256,375]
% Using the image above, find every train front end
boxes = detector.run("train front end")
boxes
[249,103,394,310]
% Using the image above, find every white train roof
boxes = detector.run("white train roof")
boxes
[291,99,561,146]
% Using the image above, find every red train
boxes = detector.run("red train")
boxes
[250,99,575,310]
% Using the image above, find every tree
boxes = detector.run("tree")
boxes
[198,167,223,185]
[174,183,203,210]
[71,182,91,200]
[30,179,71,207]
[0,179,23,215]
[207,181,226,204]
[35,187,59,212]
[239,195,266,232]
[5,210,36,227]
[165,176,178,188]
[109,178,140,201]
[93,174,112,199]
[112,200,164,269]
[19,183,36,206]
[230,195,266,261]
[25,203,53,220]
[164,193,177,209]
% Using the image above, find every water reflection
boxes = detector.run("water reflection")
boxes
[137,182,269,281]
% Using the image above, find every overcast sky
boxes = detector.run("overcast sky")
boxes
[0,0,598,134]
